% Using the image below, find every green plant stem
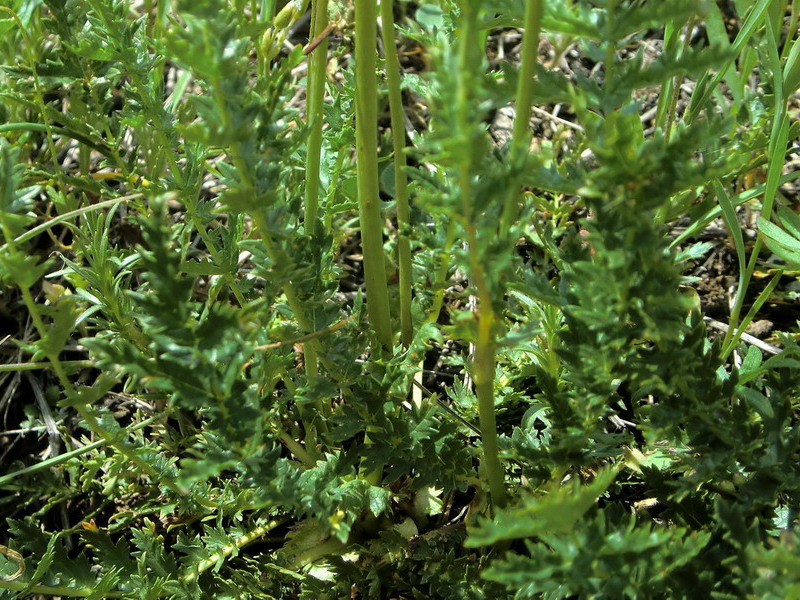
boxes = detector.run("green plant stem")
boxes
[215,123,322,358]
[509,0,543,158]
[0,359,94,372]
[472,308,506,510]
[354,0,394,351]
[262,0,276,21]
[782,0,800,58]
[251,214,317,335]
[380,0,413,347]
[666,18,694,138]
[0,122,114,159]
[472,313,504,503]
[305,0,329,236]
[0,415,161,486]
[302,0,330,378]
[723,271,782,360]
[456,2,506,510]
[278,427,317,468]
[467,248,506,510]
[654,22,680,132]
[655,18,693,137]
[501,0,543,234]
[182,518,286,584]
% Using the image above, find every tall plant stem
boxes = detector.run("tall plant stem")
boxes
[509,0,543,159]
[654,20,681,134]
[305,0,329,236]
[380,0,413,347]
[501,0,543,234]
[303,0,330,377]
[457,3,506,510]
[655,18,693,140]
[222,127,331,430]
[354,0,393,351]
[473,307,506,509]
[353,0,392,487]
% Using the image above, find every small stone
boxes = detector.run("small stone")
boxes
[746,319,773,338]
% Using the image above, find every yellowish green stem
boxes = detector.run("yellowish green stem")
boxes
[354,0,394,351]
[380,0,413,347]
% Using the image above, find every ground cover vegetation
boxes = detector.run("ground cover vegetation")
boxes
[1,0,800,597]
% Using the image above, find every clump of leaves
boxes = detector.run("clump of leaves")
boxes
[2,0,800,598]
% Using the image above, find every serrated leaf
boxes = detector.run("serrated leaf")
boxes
[739,345,763,382]
[367,485,392,518]
[675,241,714,264]
[0,251,50,289]
[35,296,80,358]
[131,528,179,580]
[81,530,136,575]
[467,465,621,546]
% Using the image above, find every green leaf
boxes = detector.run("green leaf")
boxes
[738,387,774,420]
[35,296,80,358]
[739,344,763,382]
[0,251,50,289]
[784,33,800,99]
[367,485,392,518]
[759,216,800,265]
[61,374,117,408]
[776,205,800,241]
[415,5,445,31]
[81,529,135,572]
[466,465,621,546]
[715,180,746,292]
